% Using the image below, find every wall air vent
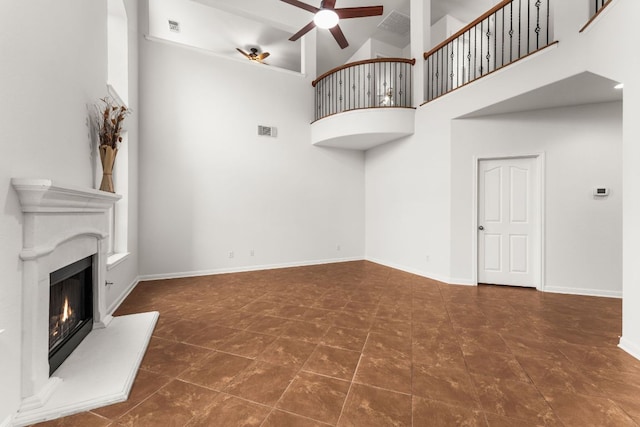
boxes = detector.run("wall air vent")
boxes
[377,10,410,36]
[258,125,277,137]
[168,20,180,32]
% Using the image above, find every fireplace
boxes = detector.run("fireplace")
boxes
[49,255,94,375]
[11,179,157,426]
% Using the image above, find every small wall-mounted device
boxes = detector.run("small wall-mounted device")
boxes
[594,187,609,197]
[258,125,277,137]
[168,20,180,32]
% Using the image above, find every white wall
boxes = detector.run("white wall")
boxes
[371,39,404,58]
[580,0,640,359]
[430,14,465,48]
[346,39,372,63]
[138,39,365,278]
[0,1,140,422]
[450,102,622,295]
[366,0,640,358]
[0,1,106,421]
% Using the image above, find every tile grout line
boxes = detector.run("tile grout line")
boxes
[258,335,321,427]
[334,331,372,426]
[96,372,179,424]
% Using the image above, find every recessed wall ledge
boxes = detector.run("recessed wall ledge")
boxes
[11,178,121,213]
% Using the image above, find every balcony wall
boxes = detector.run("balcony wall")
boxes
[311,58,416,150]
[311,107,415,150]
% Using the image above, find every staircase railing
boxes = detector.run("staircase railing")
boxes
[311,58,416,122]
[423,0,553,103]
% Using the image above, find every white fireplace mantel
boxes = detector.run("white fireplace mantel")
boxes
[12,178,121,213]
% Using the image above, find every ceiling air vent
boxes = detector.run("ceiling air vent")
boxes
[258,125,277,137]
[377,10,410,36]
[168,20,180,33]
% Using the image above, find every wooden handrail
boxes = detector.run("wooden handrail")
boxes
[312,57,416,87]
[423,0,513,60]
[579,0,614,33]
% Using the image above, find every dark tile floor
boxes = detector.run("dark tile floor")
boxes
[33,261,640,426]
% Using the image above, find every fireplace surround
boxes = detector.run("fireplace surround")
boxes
[10,178,158,426]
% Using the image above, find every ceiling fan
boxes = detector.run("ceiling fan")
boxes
[281,0,383,49]
[236,47,270,64]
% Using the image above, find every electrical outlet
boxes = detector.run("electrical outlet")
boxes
[229,251,234,259]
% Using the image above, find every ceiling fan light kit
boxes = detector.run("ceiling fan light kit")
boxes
[281,0,383,49]
[314,9,339,29]
[236,47,270,64]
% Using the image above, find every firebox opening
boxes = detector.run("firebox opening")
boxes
[49,255,94,375]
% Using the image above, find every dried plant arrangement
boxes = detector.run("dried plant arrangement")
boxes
[95,97,130,192]
[97,96,130,148]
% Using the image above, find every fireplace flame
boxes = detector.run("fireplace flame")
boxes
[61,297,73,323]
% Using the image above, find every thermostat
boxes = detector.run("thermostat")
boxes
[594,187,609,197]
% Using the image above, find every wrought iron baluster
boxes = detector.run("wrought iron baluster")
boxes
[485,18,491,74]
[518,0,522,58]
[510,2,514,62]
[456,37,460,88]
[467,29,472,83]
[535,0,541,49]
[527,0,531,54]
[347,67,350,111]
[546,0,550,46]
[444,43,448,93]
[473,25,477,80]
[501,8,505,68]
[438,49,445,96]
[479,20,483,75]
[493,12,498,70]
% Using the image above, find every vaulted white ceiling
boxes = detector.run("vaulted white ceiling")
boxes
[149,0,498,74]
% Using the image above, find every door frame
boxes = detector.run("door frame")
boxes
[471,153,546,290]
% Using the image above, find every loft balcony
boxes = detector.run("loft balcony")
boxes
[310,0,614,151]
[310,58,416,151]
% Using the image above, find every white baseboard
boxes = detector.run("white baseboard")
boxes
[619,336,640,361]
[446,277,477,286]
[364,257,463,285]
[543,285,622,299]
[138,256,365,282]
[107,276,140,315]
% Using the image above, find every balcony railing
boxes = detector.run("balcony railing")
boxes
[312,58,416,122]
[581,0,613,32]
[423,0,553,103]
[594,0,610,14]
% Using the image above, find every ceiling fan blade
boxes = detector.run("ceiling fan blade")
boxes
[336,6,384,19]
[330,24,349,49]
[280,0,319,14]
[258,52,270,61]
[236,48,251,59]
[289,21,316,41]
[323,0,337,9]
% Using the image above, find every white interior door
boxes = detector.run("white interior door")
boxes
[478,157,538,287]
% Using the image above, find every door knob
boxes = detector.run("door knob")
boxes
[478,226,484,231]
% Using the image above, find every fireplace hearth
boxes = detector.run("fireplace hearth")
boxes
[49,255,94,375]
